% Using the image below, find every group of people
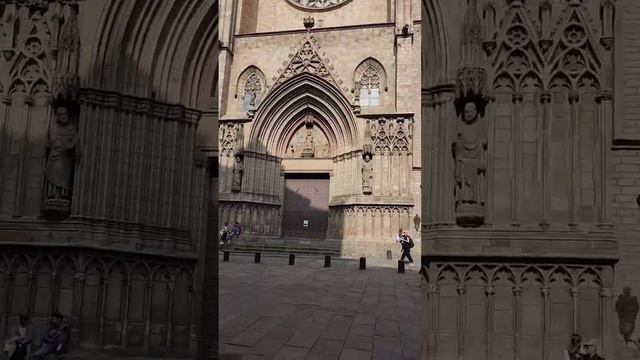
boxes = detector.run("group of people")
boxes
[219,221,242,246]
[563,333,605,359]
[3,312,68,360]
[395,228,415,266]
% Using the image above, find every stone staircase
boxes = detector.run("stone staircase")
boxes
[222,237,342,257]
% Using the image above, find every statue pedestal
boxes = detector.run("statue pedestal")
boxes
[41,198,71,217]
[455,203,485,228]
[301,152,314,158]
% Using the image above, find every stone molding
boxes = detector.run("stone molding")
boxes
[80,89,201,124]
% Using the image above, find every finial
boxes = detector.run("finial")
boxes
[304,16,315,32]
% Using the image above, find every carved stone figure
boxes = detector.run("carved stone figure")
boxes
[231,153,243,192]
[362,152,373,194]
[42,105,78,215]
[616,287,639,342]
[302,117,315,158]
[452,101,487,227]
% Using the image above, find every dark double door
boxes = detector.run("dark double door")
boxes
[282,173,330,239]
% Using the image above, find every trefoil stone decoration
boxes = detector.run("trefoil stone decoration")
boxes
[41,97,79,218]
[452,0,490,228]
[361,145,373,195]
[231,150,244,193]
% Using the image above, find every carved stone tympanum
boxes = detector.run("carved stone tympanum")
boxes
[42,103,78,216]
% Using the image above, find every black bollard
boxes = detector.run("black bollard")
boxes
[254,252,261,263]
[324,255,331,268]
[386,250,392,260]
[223,251,230,262]
[397,260,405,273]
[359,257,366,270]
[289,253,295,265]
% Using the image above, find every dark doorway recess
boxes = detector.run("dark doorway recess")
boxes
[283,173,330,239]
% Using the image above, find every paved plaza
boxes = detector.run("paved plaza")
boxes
[219,254,421,360]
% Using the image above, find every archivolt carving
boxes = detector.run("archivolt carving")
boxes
[366,117,413,153]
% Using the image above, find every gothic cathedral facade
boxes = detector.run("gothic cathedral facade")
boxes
[219,0,423,258]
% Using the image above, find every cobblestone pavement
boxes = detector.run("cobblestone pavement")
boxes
[219,254,421,360]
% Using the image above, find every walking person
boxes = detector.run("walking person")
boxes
[2,314,32,360]
[563,333,584,360]
[399,229,415,266]
[231,221,242,242]
[219,222,229,246]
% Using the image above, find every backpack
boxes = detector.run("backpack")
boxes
[409,238,414,248]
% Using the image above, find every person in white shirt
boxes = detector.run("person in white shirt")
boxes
[398,229,415,266]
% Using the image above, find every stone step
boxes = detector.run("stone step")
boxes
[223,239,342,256]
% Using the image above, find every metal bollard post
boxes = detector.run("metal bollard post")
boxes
[223,251,230,262]
[398,260,405,273]
[324,255,331,268]
[386,250,392,260]
[359,257,366,270]
[289,253,295,265]
[254,252,261,263]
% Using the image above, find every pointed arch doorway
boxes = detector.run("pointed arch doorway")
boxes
[280,112,334,240]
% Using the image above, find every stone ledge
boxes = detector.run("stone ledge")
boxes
[0,217,197,259]
[421,227,617,259]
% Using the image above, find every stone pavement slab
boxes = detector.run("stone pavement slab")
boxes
[219,253,420,359]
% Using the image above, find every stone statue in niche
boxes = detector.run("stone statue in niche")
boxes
[452,99,487,227]
[231,152,244,192]
[616,287,639,343]
[302,116,315,158]
[42,103,79,216]
[361,148,373,194]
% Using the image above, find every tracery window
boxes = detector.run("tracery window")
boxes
[236,66,266,113]
[354,58,386,108]
[358,66,380,107]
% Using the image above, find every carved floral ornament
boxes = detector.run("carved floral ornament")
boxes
[285,0,353,10]
[365,117,413,153]
[489,0,604,92]
[0,0,79,99]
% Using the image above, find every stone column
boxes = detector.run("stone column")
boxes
[485,285,496,359]
[541,287,550,359]
[196,157,218,359]
[457,285,466,358]
[513,285,522,360]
